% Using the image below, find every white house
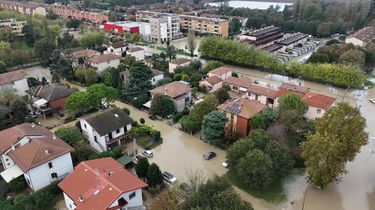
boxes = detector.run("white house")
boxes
[79,107,133,153]
[0,70,29,96]
[120,69,164,86]
[345,26,375,47]
[104,41,129,56]
[58,157,148,210]
[68,49,101,68]
[168,58,191,73]
[0,123,74,191]
[86,54,122,73]
[126,46,145,61]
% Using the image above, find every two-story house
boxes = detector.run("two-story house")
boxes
[120,69,164,86]
[0,123,74,191]
[79,108,134,153]
[207,67,232,81]
[68,49,100,68]
[0,70,29,96]
[126,47,145,61]
[25,83,76,117]
[168,58,191,73]
[104,41,129,56]
[58,157,148,210]
[242,84,279,107]
[199,76,223,93]
[86,54,122,73]
[149,81,193,112]
[224,76,252,92]
[217,98,266,137]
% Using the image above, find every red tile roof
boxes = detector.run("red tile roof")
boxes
[71,49,99,59]
[0,70,26,85]
[149,81,192,98]
[217,98,266,119]
[248,84,278,97]
[302,92,336,109]
[348,26,375,43]
[202,75,222,85]
[224,76,252,89]
[208,67,232,75]
[87,54,122,64]
[58,157,148,210]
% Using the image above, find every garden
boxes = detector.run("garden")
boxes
[127,124,162,150]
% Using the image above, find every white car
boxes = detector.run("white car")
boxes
[142,150,153,158]
[163,171,177,183]
[370,98,375,104]
[222,159,228,168]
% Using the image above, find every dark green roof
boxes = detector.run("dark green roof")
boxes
[116,155,133,165]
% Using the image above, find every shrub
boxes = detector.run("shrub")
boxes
[0,180,10,198]
[75,121,81,131]
[153,131,161,141]
[140,118,145,124]
[84,107,98,114]
[173,113,185,123]
[122,107,131,115]
[64,116,73,122]
[13,194,26,204]
[112,146,123,158]
[9,176,25,192]
[26,117,36,123]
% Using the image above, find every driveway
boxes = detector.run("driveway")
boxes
[22,66,52,83]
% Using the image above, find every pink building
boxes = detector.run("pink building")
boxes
[207,67,232,81]
[199,76,223,93]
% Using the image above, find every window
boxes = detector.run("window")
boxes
[48,162,53,168]
[94,136,97,143]
[152,78,155,82]
[248,92,251,96]
[84,124,87,128]
[26,178,30,185]
[5,158,8,161]
[116,129,120,134]
[232,86,238,90]
[51,173,58,179]
[255,95,259,101]
[231,114,234,120]
[305,106,309,111]
[317,109,321,114]
[129,191,136,200]
[69,204,72,209]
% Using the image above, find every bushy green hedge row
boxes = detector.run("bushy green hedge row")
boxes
[199,36,365,87]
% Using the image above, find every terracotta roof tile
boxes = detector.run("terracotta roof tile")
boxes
[0,70,26,85]
[169,58,191,65]
[348,26,375,44]
[208,67,231,75]
[110,41,128,49]
[87,54,122,64]
[25,84,76,101]
[202,75,222,85]
[127,47,144,52]
[248,84,278,97]
[302,92,336,109]
[58,157,148,210]
[149,81,192,98]
[224,76,252,89]
[71,49,99,59]
[217,98,266,119]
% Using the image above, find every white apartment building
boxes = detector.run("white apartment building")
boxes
[149,14,181,43]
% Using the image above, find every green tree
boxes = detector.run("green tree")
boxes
[201,111,228,145]
[215,88,230,104]
[71,140,93,164]
[86,83,117,108]
[0,61,6,73]
[150,94,176,117]
[84,68,99,86]
[130,33,142,43]
[278,93,307,115]
[150,189,179,210]
[187,30,196,56]
[155,77,172,87]
[317,22,332,37]
[301,102,368,188]
[202,60,224,74]
[65,91,91,112]
[264,140,295,177]
[22,19,36,47]
[179,115,199,133]
[338,49,366,67]
[122,107,130,115]
[79,32,105,49]
[123,54,136,67]
[34,38,56,62]
[135,157,149,180]
[236,149,274,189]
[248,129,271,151]
[146,163,163,187]
[66,19,82,31]
[122,61,153,99]
[166,45,177,61]
[10,99,28,124]
[261,107,278,127]
[190,59,202,71]
[249,114,266,130]
[140,118,145,124]
[181,175,254,210]
[54,126,84,146]
[226,138,256,169]
[100,67,121,88]
[188,94,219,126]
[13,194,26,204]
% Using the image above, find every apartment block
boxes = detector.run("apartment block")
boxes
[149,13,181,42]
[50,5,108,25]
[179,15,229,37]
[0,0,46,16]
[0,19,26,35]
[135,11,160,21]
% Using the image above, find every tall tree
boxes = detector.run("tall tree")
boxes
[146,163,163,187]
[55,126,84,146]
[338,49,366,67]
[122,61,153,99]
[136,157,149,180]
[84,68,99,86]
[66,19,82,31]
[201,111,228,146]
[264,140,295,177]
[188,94,219,126]
[301,102,368,188]
[215,88,230,104]
[149,190,179,210]
[22,16,36,47]
[64,92,91,112]
[187,30,196,56]
[150,94,176,117]
[202,60,224,74]
[278,93,307,115]
[261,107,278,127]
[10,99,28,124]
[34,38,56,62]
[249,114,266,130]
[86,83,117,108]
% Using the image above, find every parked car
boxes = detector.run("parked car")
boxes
[203,152,216,160]
[370,98,375,104]
[163,171,177,183]
[222,159,228,168]
[180,182,193,194]
[142,150,154,158]
[149,115,157,121]
[28,111,38,118]
[134,155,143,161]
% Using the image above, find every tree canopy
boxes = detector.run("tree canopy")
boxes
[122,61,153,99]
[146,163,163,187]
[201,111,228,146]
[150,94,176,117]
[54,126,84,146]
[301,102,368,188]
[188,94,219,126]
[278,93,307,115]
[135,157,149,180]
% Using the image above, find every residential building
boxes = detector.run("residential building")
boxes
[169,58,191,73]
[86,54,122,72]
[67,49,100,68]
[242,84,279,107]
[0,19,26,35]
[345,26,375,47]
[104,41,129,56]
[0,123,74,191]
[58,157,148,210]
[135,11,160,21]
[275,33,309,49]
[79,108,134,152]
[149,81,193,112]
[149,13,181,42]
[127,46,145,61]
[120,69,164,86]
[200,13,247,24]
[0,0,46,16]
[179,15,229,37]
[199,76,223,93]
[224,76,252,92]
[207,67,232,81]
[217,98,267,137]
[25,83,76,117]
[103,21,140,34]
[50,5,108,25]
[0,70,29,96]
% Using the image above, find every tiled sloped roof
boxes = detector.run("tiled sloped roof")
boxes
[0,70,26,85]
[149,81,192,98]
[217,98,266,119]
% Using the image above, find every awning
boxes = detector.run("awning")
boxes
[0,165,24,183]
[34,98,48,106]
[239,87,248,92]
[116,155,133,166]
[143,100,152,108]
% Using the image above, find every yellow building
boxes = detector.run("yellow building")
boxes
[0,19,26,35]
[179,15,229,37]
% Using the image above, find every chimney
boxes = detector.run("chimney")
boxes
[79,195,84,203]
[164,85,168,95]
[31,123,36,128]
[114,114,119,118]
[52,136,56,140]
[108,172,113,176]
[11,145,15,151]
[44,149,49,155]
[28,137,32,143]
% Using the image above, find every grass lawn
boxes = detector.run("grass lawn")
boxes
[20,41,33,50]
[226,170,287,204]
